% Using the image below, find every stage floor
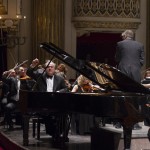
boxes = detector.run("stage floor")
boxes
[0,120,150,150]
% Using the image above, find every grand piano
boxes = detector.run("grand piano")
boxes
[19,42,150,149]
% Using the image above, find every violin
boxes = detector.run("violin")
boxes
[82,83,104,92]
[20,75,31,80]
[82,84,92,92]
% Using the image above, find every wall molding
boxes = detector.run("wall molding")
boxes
[73,21,141,30]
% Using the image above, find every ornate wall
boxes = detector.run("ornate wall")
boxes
[72,0,141,29]
[73,0,140,18]
[65,0,147,79]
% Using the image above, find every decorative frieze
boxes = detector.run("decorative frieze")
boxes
[72,0,140,18]
[72,0,141,29]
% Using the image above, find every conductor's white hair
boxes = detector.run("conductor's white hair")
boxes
[121,30,134,39]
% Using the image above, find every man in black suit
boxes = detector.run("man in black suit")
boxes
[0,69,19,129]
[27,58,68,92]
[27,58,69,141]
[115,30,144,130]
[115,30,144,83]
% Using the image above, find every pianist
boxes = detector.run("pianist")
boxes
[26,58,69,141]
[27,58,68,92]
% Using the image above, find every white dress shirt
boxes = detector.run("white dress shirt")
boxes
[11,77,20,101]
[46,76,54,92]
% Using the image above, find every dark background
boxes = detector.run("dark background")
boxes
[77,32,122,67]
[0,31,7,79]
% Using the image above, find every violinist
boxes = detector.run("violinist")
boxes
[71,75,102,93]
[0,69,19,129]
[71,75,93,93]
[71,75,94,135]
[18,66,35,91]
[0,64,35,128]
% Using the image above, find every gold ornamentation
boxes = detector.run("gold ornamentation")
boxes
[0,18,19,31]
[73,21,140,29]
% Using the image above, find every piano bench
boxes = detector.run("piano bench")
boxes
[32,117,44,140]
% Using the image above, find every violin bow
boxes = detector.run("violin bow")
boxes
[6,60,28,78]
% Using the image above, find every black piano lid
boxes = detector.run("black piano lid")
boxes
[40,42,150,94]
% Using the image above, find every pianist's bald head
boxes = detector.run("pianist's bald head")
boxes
[44,60,56,76]
[45,60,56,68]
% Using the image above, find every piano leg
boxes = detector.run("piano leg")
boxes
[123,125,132,149]
[22,114,30,146]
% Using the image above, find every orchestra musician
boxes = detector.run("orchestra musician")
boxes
[16,66,36,126]
[0,63,35,128]
[26,58,69,141]
[71,75,93,93]
[19,66,35,91]
[141,70,150,126]
[55,63,68,79]
[0,69,19,129]
[71,75,94,135]
[141,70,150,89]
[55,63,71,90]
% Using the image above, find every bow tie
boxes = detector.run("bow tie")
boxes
[47,75,53,79]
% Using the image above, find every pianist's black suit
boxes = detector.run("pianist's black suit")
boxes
[27,67,68,92]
